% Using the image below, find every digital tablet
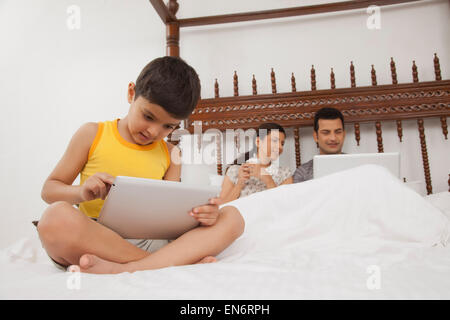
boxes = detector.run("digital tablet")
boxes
[97,176,221,240]
[313,152,400,179]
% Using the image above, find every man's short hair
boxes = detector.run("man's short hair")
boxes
[313,107,345,132]
[135,56,201,119]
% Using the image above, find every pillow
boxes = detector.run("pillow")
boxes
[425,192,450,219]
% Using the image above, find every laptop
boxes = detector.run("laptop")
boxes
[313,152,400,179]
[97,176,220,240]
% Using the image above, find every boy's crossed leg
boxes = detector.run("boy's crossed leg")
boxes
[37,202,244,273]
[72,205,244,274]
[37,201,151,268]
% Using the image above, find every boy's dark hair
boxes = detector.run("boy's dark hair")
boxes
[313,107,345,132]
[134,56,201,119]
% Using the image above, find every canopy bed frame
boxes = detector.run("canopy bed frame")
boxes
[149,0,450,194]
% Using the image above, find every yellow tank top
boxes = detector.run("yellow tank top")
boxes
[79,119,170,218]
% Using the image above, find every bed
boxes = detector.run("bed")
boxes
[1,166,449,299]
[1,0,449,300]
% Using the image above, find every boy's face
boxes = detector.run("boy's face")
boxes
[313,118,346,155]
[127,83,180,145]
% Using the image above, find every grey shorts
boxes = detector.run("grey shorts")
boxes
[125,239,169,253]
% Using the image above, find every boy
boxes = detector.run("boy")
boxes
[293,107,346,183]
[37,57,244,274]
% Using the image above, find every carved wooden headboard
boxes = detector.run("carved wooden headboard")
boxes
[149,0,450,194]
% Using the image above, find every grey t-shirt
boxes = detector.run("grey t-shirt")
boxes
[292,159,313,183]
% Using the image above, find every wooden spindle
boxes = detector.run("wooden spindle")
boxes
[417,119,432,195]
[216,133,223,175]
[214,79,219,98]
[252,74,257,95]
[291,73,296,92]
[434,53,442,81]
[168,124,181,146]
[234,131,241,153]
[167,0,179,15]
[350,61,356,88]
[412,60,419,83]
[390,57,398,85]
[396,120,403,142]
[311,65,316,91]
[330,68,336,89]
[197,130,202,153]
[371,65,377,86]
[441,116,448,139]
[448,174,450,192]
[293,127,301,167]
[375,121,384,153]
[271,68,277,94]
[354,123,360,146]
[233,71,239,96]
[166,22,180,57]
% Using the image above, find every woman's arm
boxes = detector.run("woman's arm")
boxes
[280,176,293,185]
[41,122,98,205]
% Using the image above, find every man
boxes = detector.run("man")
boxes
[293,107,346,183]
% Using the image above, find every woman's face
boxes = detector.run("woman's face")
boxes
[256,130,286,162]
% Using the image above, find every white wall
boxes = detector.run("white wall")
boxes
[0,0,448,248]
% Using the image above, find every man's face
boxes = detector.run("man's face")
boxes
[313,118,345,155]
[127,83,180,145]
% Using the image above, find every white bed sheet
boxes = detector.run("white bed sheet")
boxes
[1,165,449,299]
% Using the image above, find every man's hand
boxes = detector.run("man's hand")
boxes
[189,197,223,226]
[79,172,115,202]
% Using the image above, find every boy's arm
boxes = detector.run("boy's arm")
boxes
[41,122,98,205]
[163,142,181,182]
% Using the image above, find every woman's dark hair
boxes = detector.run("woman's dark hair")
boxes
[134,56,201,119]
[313,107,344,132]
[231,122,286,166]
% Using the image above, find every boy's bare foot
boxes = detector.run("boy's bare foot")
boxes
[68,254,218,275]
[68,254,125,274]
[196,256,217,264]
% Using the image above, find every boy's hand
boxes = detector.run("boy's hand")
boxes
[189,198,222,226]
[80,172,115,202]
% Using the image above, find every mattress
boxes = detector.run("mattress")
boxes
[1,165,449,299]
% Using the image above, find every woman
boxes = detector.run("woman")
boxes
[219,123,293,204]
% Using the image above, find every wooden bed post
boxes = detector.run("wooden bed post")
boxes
[166,22,180,57]
[293,127,301,167]
[164,0,182,137]
[354,123,361,146]
[375,121,384,153]
[417,119,433,195]
[216,133,223,176]
[166,0,179,57]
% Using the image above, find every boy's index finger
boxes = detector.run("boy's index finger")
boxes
[192,204,218,214]
[98,172,116,185]
[208,197,222,205]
